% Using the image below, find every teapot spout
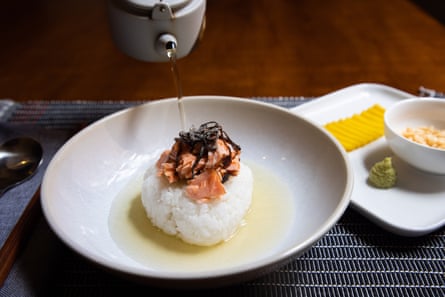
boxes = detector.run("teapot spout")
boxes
[156,33,178,58]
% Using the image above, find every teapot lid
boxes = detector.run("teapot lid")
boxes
[126,0,190,11]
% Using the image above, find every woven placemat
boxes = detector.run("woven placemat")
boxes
[0,99,443,297]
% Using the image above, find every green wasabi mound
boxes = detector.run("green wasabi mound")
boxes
[368,157,397,189]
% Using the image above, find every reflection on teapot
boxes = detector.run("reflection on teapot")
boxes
[107,0,206,62]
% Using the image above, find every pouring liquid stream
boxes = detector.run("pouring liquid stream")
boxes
[166,46,187,131]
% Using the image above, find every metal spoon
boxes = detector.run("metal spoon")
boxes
[0,137,43,195]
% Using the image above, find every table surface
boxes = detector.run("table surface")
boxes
[1,0,445,101]
[1,1,445,295]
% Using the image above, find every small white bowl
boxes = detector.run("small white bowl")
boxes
[384,98,445,175]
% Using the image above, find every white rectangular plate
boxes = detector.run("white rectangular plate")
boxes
[292,83,445,236]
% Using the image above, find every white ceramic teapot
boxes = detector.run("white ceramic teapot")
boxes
[107,0,206,62]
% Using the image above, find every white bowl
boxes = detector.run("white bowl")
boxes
[384,98,445,175]
[41,96,353,288]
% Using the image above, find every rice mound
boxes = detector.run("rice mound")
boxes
[141,161,253,246]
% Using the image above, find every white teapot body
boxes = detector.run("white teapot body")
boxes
[107,0,206,62]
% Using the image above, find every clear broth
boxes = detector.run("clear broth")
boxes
[108,161,295,272]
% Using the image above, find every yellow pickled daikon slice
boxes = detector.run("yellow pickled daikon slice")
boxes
[324,104,385,152]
